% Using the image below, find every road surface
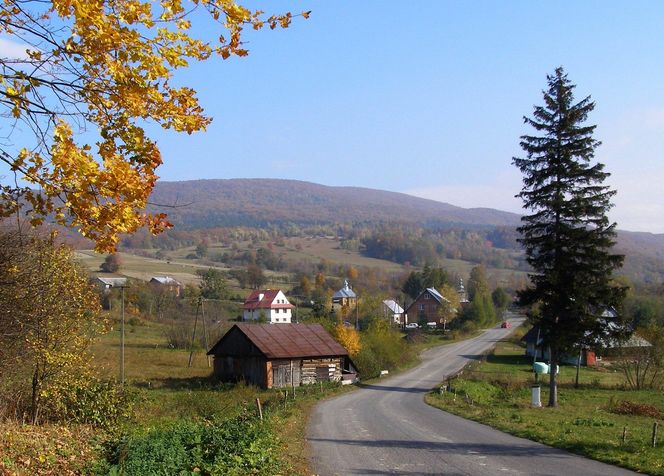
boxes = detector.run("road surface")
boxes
[307,313,636,475]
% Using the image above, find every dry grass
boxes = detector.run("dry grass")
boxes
[0,422,100,475]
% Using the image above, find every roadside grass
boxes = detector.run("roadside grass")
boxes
[425,337,664,475]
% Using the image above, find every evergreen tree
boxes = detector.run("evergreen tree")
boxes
[513,67,626,407]
[402,272,424,300]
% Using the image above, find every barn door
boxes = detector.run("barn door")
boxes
[273,365,288,388]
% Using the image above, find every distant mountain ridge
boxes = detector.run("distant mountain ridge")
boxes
[144,178,664,283]
[149,179,522,229]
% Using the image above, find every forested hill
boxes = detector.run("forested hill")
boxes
[149,179,522,229]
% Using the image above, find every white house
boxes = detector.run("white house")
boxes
[243,289,295,324]
[382,299,405,324]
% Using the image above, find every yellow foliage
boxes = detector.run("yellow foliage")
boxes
[334,323,361,356]
[0,1,309,251]
[0,233,104,422]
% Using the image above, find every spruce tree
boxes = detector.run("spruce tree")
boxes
[513,67,626,407]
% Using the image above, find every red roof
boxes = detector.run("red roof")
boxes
[208,323,348,359]
[243,289,294,310]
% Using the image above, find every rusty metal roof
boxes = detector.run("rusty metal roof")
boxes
[209,323,348,359]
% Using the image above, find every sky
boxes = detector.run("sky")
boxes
[3,1,664,233]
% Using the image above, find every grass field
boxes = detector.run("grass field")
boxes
[426,333,664,475]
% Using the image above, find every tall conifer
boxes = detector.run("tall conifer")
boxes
[513,67,626,407]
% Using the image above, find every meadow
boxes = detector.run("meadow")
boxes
[426,330,664,475]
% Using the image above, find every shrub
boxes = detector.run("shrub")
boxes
[43,378,137,429]
[355,320,411,377]
[102,413,281,475]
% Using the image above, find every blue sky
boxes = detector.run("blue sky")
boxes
[3,1,664,232]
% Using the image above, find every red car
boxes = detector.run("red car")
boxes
[501,321,512,328]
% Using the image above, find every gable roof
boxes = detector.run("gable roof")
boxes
[150,276,181,286]
[97,277,128,288]
[521,326,542,345]
[243,289,294,310]
[382,299,404,314]
[425,287,448,304]
[208,323,348,359]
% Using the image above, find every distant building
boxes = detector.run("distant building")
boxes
[332,280,357,309]
[382,299,405,324]
[457,278,469,304]
[243,289,294,323]
[522,309,651,367]
[207,323,358,388]
[97,277,128,290]
[149,276,182,296]
[404,287,450,325]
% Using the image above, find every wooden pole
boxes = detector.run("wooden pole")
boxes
[120,286,125,384]
[201,299,211,368]
[653,421,659,448]
[256,397,263,421]
[187,299,200,367]
[621,426,627,445]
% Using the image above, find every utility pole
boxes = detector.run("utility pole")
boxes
[188,298,201,367]
[121,285,125,384]
[104,279,128,384]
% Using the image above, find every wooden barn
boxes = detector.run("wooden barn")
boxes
[207,323,358,389]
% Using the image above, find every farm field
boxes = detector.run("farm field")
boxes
[426,331,664,475]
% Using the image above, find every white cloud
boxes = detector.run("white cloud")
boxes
[0,37,31,60]
[404,171,523,214]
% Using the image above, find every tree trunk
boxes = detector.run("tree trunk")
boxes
[548,349,558,407]
[575,349,582,388]
[30,366,40,425]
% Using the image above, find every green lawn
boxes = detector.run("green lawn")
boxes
[426,337,664,475]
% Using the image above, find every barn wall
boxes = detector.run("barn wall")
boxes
[265,357,345,388]
[301,358,343,385]
[213,355,266,387]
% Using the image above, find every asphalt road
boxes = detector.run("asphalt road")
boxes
[307,312,637,476]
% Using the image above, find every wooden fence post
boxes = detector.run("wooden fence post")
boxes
[256,397,263,421]
[621,426,627,445]
[652,422,659,448]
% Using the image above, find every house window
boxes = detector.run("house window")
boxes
[419,304,425,311]
[424,293,429,300]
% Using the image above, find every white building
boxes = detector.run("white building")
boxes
[243,289,295,324]
[382,299,405,324]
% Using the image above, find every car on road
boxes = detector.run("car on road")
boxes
[405,323,419,329]
[501,321,512,328]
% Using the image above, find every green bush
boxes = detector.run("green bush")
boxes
[101,413,281,475]
[355,320,411,378]
[43,378,137,429]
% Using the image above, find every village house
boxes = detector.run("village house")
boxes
[522,312,651,367]
[243,289,294,323]
[207,323,358,389]
[149,276,182,297]
[382,299,405,324]
[404,287,450,326]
